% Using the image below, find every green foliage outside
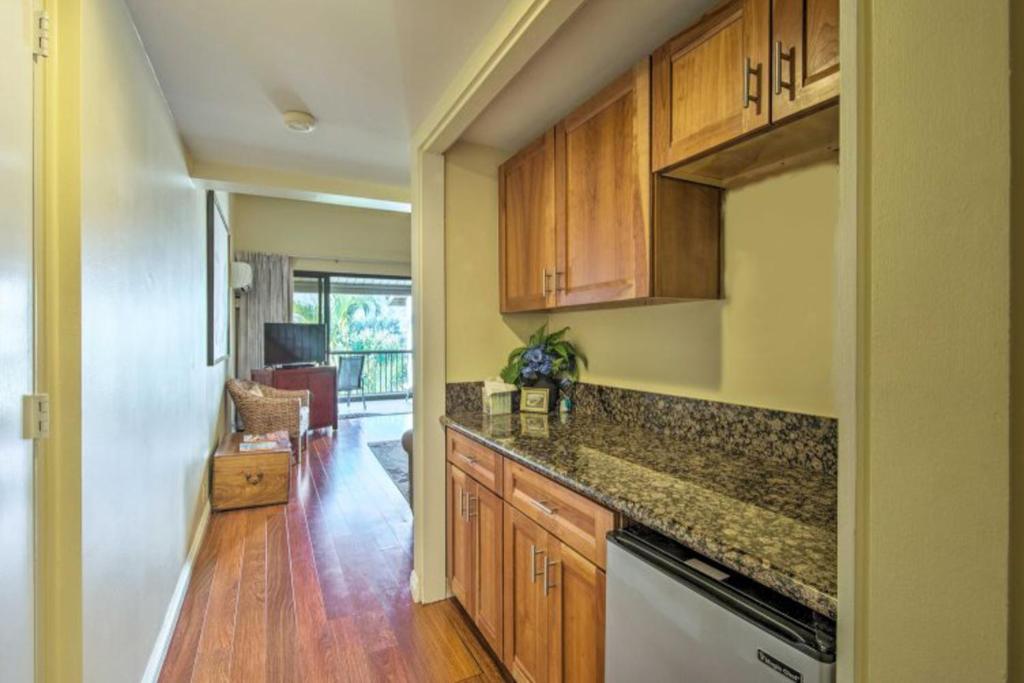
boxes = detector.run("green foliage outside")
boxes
[293,292,411,395]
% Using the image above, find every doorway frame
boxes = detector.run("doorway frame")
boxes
[409,3,862,683]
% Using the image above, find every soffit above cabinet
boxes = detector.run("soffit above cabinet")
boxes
[461,0,718,153]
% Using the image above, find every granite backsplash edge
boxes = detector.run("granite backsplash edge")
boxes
[445,380,837,475]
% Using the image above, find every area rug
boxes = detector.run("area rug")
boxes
[367,440,410,505]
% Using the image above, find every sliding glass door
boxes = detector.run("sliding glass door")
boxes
[292,273,412,399]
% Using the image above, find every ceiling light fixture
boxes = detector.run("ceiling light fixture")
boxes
[283,110,317,133]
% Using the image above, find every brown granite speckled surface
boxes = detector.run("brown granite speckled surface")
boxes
[442,410,838,618]
[445,381,483,414]
[446,381,837,475]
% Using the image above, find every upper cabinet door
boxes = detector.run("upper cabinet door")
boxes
[652,0,770,171]
[771,0,839,122]
[499,131,557,313]
[555,61,651,307]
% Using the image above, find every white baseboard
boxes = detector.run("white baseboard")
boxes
[409,569,421,603]
[140,501,211,683]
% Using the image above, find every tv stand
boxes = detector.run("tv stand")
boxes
[252,365,338,430]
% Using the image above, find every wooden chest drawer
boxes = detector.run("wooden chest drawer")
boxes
[503,459,617,569]
[211,449,290,511]
[447,429,503,495]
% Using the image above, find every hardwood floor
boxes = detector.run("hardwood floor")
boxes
[160,415,505,682]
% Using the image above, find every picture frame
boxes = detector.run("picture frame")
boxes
[206,191,230,366]
[520,386,551,414]
[520,413,550,437]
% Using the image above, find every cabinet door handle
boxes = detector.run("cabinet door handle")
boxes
[244,471,264,486]
[530,498,557,516]
[467,494,478,518]
[459,489,467,520]
[530,544,545,583]
[541,268,553,296]
[774,41,793,95]
[543,559,559,596]
[555,270,565,292]
[742,57,761,108]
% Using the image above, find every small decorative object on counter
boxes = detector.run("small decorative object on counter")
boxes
[559,395,572,414]
[501,324,587,413]
[520,413,549,437]
[482,378,516,415]
[520,387,551,414]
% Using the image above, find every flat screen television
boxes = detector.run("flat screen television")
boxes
[263,323,326,367]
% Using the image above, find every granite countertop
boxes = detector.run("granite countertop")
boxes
[442,410,837,618]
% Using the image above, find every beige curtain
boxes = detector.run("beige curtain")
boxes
[236,251,293,382]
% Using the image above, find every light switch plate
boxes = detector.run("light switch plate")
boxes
[22,394,50,439]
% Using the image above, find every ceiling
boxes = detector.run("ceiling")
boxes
[461,0,714,153]
[125,0,509,189]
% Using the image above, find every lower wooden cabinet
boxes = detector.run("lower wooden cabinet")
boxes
[504,505,549,682]
[448,429,610,681]
[449,465,475,612]
[503,503,606,683]
[545,541,606,683]
[474,482,504,653]
[448,463,505,655]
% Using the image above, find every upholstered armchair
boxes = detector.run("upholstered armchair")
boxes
[226,379,310,459]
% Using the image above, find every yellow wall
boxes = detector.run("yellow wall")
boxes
[859,1,1011,680]
[41,0,83,679]
[232,193,412,277]
[444,139,837,417]
[444,142,546,381]
[44,0,228,680]
[1009,0,1023,678]
[550,162,837,417]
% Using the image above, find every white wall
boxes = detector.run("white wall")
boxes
[232,193,412,277]
[78,1,227,680]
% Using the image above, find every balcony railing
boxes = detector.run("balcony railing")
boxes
[328,350,412,399]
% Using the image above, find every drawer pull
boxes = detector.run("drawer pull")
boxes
[530,544,545,583]
[530,499,558,516]
[244,472,264,486]
[459,453,478,466]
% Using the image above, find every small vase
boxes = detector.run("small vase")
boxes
[525,375,559,413]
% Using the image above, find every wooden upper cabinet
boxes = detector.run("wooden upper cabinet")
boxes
[554,62,651,306]
[652,0,770,172]
[499,131,557,313]
[771,0,839,122]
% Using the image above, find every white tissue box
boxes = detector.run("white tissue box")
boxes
[482,379,516,415]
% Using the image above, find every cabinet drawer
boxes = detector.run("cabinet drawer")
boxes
[504,459,617,569]
[211,452,290,511]
[447,429,503,495]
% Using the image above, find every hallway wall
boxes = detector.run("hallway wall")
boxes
[44,0,229,680]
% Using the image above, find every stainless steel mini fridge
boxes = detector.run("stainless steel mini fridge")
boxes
[605,528,836,682]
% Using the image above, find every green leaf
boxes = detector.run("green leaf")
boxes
[528,324,547,348]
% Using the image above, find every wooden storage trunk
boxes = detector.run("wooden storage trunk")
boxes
[210,432,291,511]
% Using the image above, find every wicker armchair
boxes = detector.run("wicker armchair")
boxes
[226,379,310,459]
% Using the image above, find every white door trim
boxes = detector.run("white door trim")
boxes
[408,0,585,603]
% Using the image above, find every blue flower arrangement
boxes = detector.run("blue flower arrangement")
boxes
[500,325,587,389]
